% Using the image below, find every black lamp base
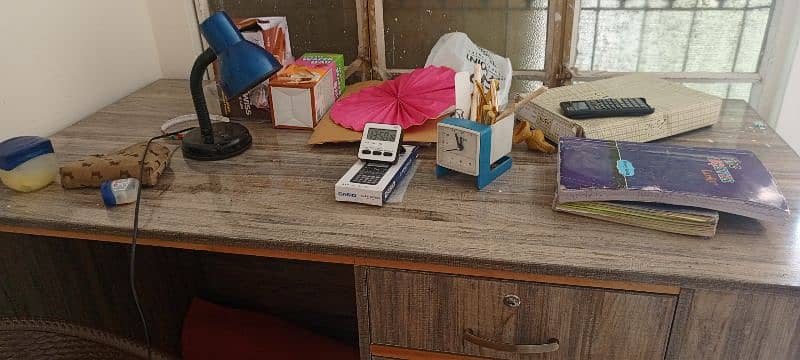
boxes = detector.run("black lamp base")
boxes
[181,122,253,161]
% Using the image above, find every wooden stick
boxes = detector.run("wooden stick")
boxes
[481,104,496,125]
[486,109,497,125]
[473,63,483,86]
[473,80,489,108]
[496,86,549,122]
[470,64,483,122]
[490,79,499,112]
[469,82,480,121]
[473,80,485,123]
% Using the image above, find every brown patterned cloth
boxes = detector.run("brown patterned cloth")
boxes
[59,142,172,189]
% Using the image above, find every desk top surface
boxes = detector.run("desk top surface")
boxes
[2,80,799,294]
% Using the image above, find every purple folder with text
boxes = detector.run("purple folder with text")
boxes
[557,137,789,222]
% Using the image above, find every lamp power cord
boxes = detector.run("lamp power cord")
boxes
[130,127,194,360]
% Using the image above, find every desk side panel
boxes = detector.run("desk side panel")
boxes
[672,289,800,359]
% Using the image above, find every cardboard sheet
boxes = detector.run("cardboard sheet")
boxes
[307,81,440,144]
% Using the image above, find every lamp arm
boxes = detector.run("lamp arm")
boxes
[189,48,218,144]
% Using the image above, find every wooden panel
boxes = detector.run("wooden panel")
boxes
[664,288,694,360]
[0,232,199,355]
[367,0,388,79]
[3,80,800,295]
[670,289,800,359]
[0,224,680,295]
[354,0,370,81]
[368,268,676,360]
[0,232,360,353]
[371,345,493,359]
[193,252,359,346]
[361,257,679,295]
[544,0,578,86]
[356,266,372,360]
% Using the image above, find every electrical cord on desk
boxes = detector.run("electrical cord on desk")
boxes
[131,127,194,360]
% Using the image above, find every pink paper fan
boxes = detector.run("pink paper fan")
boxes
[329,65,455,131]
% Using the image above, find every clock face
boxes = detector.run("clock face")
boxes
[437,124,480,176]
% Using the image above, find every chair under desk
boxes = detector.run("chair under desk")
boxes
[1,79,800,359]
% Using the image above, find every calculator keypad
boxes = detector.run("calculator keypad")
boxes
[351,163,391,185]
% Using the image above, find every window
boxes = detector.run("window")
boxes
[206,0,361,68]
[382,1,549,72]
[574,0,774,100]
[199,0,778,101]
[381,0,550,93]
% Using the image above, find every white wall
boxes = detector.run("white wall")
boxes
[147,0,203,79]
[772,1,800,155]
[775,39,800,155]
[0,0,162,141]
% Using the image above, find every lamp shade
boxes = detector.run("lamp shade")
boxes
[200,12,282,99]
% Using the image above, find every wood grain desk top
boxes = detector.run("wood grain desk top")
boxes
[2,80,799,294]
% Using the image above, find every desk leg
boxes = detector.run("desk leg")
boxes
[355,266,372,360]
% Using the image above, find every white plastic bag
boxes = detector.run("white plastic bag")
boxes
[425,32,513,106]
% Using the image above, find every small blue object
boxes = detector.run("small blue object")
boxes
[616,159,635,177]
[202,12,283,99]
[0,136,54,171]
[100,181,117,207]
[435,118,512,190]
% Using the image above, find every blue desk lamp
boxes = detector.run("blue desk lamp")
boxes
[182,11,282,161]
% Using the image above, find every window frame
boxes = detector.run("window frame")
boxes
[565,0,793,125]
[375,0,570,84]
[194,0,788,119]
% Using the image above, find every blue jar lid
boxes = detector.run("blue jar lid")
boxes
[0,136,54,171]
[100,180,117,207]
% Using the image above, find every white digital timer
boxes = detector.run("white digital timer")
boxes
[358,123,403,163]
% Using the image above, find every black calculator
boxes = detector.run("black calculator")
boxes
[560,98,655,119]
[350,162,392,185]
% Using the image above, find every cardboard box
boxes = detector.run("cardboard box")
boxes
[335,145,419,206]
[269,63,336,129]
[218,86,270,121]
[301,53,346,98]
[307,81,440,144]
[214,17,294,121]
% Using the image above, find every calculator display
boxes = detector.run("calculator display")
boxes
[366,128,397,142]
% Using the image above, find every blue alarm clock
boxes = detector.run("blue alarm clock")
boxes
[435,116,514,189]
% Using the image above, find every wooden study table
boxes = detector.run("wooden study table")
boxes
[1,80,799,359]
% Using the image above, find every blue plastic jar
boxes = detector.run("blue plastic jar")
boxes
[100,178,140,207]
[0,136,57,192]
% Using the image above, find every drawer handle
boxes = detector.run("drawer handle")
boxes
[463,329,559,354]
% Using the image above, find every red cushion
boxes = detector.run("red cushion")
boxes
[182,298,359,360]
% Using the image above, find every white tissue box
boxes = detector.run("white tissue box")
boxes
[269,66,335,129]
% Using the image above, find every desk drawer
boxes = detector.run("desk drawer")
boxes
[367,268,676,360]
